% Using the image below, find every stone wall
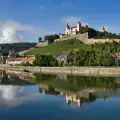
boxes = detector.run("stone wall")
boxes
[54,33,88,43]
[54,32,120,44]
[2,66,120,77]
[87,38,120,44]
[36,40,49,48]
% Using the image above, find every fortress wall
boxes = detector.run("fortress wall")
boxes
[87,39,120,44]
[76,32,88,43]
[36,41,49,48]
[54,33,88,43]
[54,32,120,44]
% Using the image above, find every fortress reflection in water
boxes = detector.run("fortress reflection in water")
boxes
[1,70,120,108]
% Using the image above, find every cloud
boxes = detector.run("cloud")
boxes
[40,5,45,10]
[61,16,89,26]
[0,20,44,44]
[0,85,40,108]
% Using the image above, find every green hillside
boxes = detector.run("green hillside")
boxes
[26,39,90,56]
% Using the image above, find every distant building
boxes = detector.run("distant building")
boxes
[112,53,120,58]
[65,21,81,35]
[56,51,67,62]
[6,55,35,66]
[36,40,49,48]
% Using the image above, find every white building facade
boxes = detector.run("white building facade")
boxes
[65,21,81,35]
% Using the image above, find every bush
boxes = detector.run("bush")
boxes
[15,62,32,66]
[33,53,58,67]
[44,34,60,43]
[58,61,64,66]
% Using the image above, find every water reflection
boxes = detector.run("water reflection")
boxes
[0,85,40,108]
[1,70,120,109]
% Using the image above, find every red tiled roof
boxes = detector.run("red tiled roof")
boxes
[112,53,120,57]
[7,56,35,62]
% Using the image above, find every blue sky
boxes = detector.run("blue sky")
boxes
[0,0,119,43]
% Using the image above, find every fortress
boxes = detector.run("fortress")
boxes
[36,21,120,47]
[55,21,120,44]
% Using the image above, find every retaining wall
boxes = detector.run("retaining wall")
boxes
[1,66,120,77]
[54,32,120,44]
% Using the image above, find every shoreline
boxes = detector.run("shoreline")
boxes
[1,66,120,77]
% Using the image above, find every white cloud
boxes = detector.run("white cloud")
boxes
[40,5,45,10]
[61,16,89,26]
[0,20,44,44]
[0,85,40,108]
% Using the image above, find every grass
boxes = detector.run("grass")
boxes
[26,40,90,56]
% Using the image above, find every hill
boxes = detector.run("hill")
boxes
[0,42,36,53]
[26,39,90,56]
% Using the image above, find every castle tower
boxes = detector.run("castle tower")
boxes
[77,21,81,32]
[101,26,105,32]
[65,23,70,35]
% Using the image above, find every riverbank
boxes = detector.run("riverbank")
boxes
[1,66,120,77]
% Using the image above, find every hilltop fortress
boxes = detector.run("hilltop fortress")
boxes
[36,21,120,47]
[55,21,120,44]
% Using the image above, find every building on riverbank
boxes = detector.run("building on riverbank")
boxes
[6,56,35,66]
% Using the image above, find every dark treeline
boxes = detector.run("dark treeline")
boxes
[0,42,36,52]
[77,26,120,39]
[44,34,60,43]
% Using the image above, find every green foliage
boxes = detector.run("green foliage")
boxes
[0,42,36,52]
[26,38,120,67]
[38,37,42,42]
[68,38,83,44]
[66,41,120,66]
[58,61,64,66]
[77,26,120,39]
[44,34,60,43]
[33,53,58,66]
[15,62,32,66]
[26,39,89,56]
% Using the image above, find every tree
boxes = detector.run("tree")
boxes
[33,53,58,67]
[44,34,60,43]
[38,37,42,42]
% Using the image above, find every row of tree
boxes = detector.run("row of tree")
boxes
[66,42,120,66]
[17,41,120,67]
[77,26,120,39]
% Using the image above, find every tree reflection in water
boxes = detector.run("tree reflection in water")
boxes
[0,70,120,108]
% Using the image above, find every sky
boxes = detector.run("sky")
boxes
[0,0,120,43]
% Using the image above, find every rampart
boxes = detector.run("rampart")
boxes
[54,32,120,44]
[54,33,88,43]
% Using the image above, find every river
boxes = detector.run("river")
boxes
[0,70,120,120]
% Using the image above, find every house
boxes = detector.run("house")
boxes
[112,53,120,58]
[6,56,35,66]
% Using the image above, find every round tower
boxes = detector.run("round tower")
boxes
[77,21,81,32]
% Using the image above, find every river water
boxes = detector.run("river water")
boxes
[0,70,120,120]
